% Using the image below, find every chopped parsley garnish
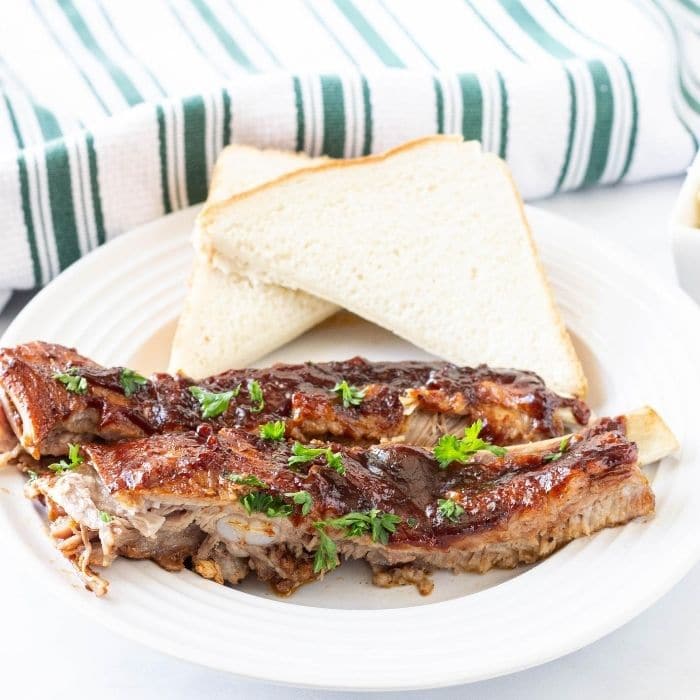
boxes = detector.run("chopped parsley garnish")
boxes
[313,524,339,573]
[241,491,293,518]
[53,369,87,394]
[543,436,571,462]
[319,509,402,545]
[311,508,401,572]
[227,473,267,488]
[285,490,313,516]
[48,443,84,474]
[288,442,345,475]
[119,368,148,397]
[433,419,506,469]
[259,420,285,441]
[437,498,464,522]
[332,380,366,408]
[247,379,265,413]
[406,516,418,529]
[98,511,113,523]
[189,385,240,419]
[26,470,38,483]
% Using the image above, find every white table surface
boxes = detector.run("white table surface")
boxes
[1,175,698,700]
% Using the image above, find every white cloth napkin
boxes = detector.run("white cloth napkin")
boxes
[0,0,698,307]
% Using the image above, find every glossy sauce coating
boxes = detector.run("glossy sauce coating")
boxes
[84,417,636,549]
[0,343,590,453]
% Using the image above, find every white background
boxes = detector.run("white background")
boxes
[1,176,698,699]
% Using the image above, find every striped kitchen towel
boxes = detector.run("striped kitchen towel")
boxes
[1,0,699,309]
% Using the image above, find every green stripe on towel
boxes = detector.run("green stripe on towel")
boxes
[182,95,208,204]
[320,75,346,158]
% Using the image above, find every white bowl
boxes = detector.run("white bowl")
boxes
[671,152,700,302]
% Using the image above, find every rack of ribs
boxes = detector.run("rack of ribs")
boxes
[0,341,590,458]
[23,408,675,596]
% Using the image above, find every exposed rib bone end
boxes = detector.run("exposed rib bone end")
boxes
[506,405,678,468]
[624,406,680,466]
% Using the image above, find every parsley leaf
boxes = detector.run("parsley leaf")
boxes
[288,442,345,475]
[321,509,402,545]
[285,490,313,516]
[312,509,401,572]
[53,369,87,395]
[325,451,345,474]
[98,510,113,523]
[543,436,571,462]
[433,434,468,467]
[370,510,402,544]
[313,524,339,573]
[259,420,285,441]
[437,498,464,522]
[433,420,506,469]
[241,491,293,518]
[227,473,267,488]
[48,443,84,474]
[189,385,240,419]
[247,379,265,413]
[332,380,366,408]
[119,368,148,397]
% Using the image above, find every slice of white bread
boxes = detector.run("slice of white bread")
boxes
[168,146,336,378]
[201,136,587,396]
[206,146,324,206]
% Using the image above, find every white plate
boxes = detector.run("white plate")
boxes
[1,205,699,691]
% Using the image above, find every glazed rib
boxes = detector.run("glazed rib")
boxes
[0,341,589,458]
[26,409,672,596]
